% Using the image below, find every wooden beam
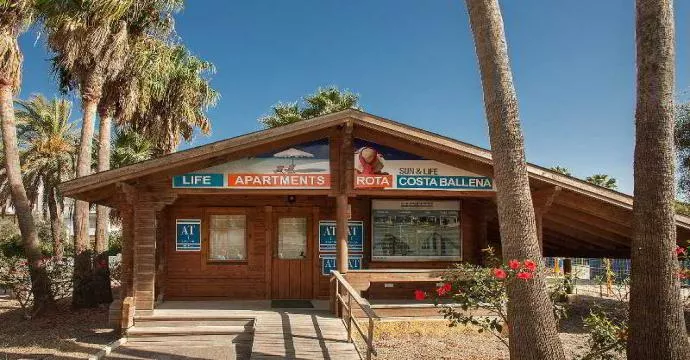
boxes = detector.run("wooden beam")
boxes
[542,219,619,249]
[549,203,632,238]
[532,185,561,214]
[336,194,349,273]
[555,190,632,226]
[545,213,630,246]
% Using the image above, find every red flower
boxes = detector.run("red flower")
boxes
[678,272,688,279]
[414,290,426,301]
[516,271,533,280]
[493,268,507,279]
[436,282,452,296]
[523,259,537,272]
[676,246,687,256]
[508,259,520,270]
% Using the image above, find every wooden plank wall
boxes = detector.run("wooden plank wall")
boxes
[163,194,485,300]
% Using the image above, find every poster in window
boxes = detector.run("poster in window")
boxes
[176,219,201,251]
[371,200,461,261]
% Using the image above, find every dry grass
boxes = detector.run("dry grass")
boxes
[0,294,118,359]
[352,296,639,360]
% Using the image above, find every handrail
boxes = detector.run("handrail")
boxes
[331,270,378,360]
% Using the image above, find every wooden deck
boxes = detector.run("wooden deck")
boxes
[132,301,360,360]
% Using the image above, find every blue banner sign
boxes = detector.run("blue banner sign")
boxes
[173,173,224,188]
[396,175,493,190]
[318,221,364,252]
[176,219,201,251]
[320,255,363,276]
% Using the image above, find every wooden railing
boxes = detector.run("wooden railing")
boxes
[330,271,378,360]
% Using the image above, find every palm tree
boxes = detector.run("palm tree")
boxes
[93,0,182,255]
[14,95,76,260]
[585,174,617,189]
[0,0,55,314]
[39,0,130,308]
[550,166,571,176]
[259,86,360,128]
[111,128,157,168]
[628,0,690,357]
[464,1,566,359]
[128,43,218,153]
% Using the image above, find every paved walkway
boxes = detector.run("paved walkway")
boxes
[108,301,360,360]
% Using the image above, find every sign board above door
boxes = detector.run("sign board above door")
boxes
[353,139,494,191]
[172,139,330,189]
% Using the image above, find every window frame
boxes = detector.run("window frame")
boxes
[203,207,250,264]
[370,199,462,262]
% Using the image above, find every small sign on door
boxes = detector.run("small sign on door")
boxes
[176,219,201,251]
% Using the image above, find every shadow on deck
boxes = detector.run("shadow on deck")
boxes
[111,301,360,360]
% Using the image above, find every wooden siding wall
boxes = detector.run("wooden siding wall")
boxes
[163,194,486,300]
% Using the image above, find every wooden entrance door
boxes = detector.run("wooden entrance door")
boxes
[271,210,313,299]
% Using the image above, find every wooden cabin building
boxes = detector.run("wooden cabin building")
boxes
[59,109,690,325]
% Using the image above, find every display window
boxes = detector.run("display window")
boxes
[371,199,461,261]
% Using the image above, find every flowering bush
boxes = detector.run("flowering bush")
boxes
[0,254,72,318]
[416,248,565,347]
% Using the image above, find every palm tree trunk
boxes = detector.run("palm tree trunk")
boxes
[628,0,690,358]
[93,112,113,305]
[464,1,566,359]
[72,70,104,308]
[95,114,111,253]
[46,187,64,260]
[0,82,55,314]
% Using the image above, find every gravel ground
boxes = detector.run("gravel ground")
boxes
[0,294,118,359]
[356,296,639,360]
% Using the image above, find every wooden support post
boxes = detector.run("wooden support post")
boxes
[108,184,136,329]
[133,201,157,314]
[477,201,489,264]
[336,194,349,273]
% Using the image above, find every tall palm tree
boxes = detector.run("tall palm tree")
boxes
[94,0,182,254]
[128,43,218,153]
[464,1,566,359]
[39,0,130,308]
[628,0,690,357]
[259,86,360,128]
[0,0,55,314]
[15,94,76,260]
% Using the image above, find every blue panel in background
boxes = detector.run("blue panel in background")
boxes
[173,173,224,188]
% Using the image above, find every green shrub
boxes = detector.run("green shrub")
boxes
[107,230,122,256]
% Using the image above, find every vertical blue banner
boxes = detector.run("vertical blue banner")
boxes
[176,219,201,251]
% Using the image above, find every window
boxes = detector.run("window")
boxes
[371,200,461,261]
[209,214,246,261]
[278,217,307,259]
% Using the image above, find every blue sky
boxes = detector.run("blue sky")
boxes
[17,1,690,194]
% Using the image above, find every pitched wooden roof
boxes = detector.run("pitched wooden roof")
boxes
[58,109,690,234]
